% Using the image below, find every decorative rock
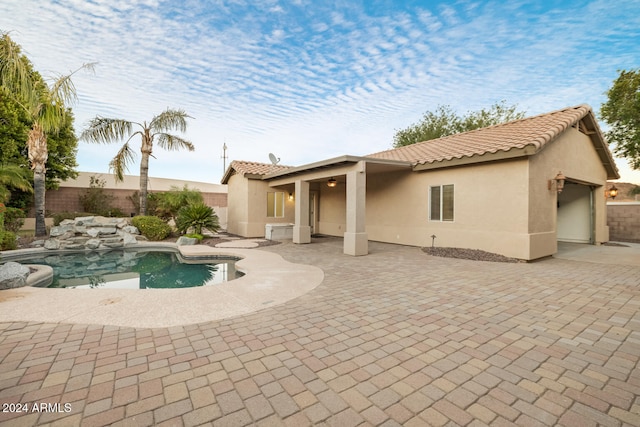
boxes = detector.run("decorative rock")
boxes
[176,236,198,246]
[50,225,74,237]
[123,233,137,246]
[86,228,100,238]
[74,216,95,225]
[43,216,140,251]
[30,240,45,247]
[122,225,139,234]
[85,239,101,249]
[102,242,124,248]
[64,244,85,250]
[0,262,30,290]
[44,239,61,250]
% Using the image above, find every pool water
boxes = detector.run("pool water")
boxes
[9,249,242,289]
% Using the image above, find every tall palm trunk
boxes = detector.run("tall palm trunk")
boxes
[139,132,152,215]
[28,123,48,236]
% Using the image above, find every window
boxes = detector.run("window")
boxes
[267,192,285,217]
[429,185,454,221]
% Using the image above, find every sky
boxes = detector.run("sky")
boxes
[1,0,639,185]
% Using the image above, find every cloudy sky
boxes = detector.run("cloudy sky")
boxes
[1,0,639,184]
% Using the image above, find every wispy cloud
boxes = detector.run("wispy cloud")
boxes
[1,0,639,183]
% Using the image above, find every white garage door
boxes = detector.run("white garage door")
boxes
[557,182,592,243]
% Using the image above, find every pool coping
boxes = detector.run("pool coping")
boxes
[0,243,324,328]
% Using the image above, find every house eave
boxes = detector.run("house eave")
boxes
[263,155,412,180]
[412,146,537,171]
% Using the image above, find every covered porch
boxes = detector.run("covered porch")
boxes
[265,156,411,256]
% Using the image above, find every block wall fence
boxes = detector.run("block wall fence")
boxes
[38,187,227,217]
[607,203,640,243]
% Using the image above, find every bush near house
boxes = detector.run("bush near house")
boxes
[176,203,219,235]
[131,215,172,241]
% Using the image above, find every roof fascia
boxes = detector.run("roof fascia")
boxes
[580,113,620,180]
[263,155,411,180]
[412,146,536,171]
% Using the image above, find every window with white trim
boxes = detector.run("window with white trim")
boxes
[429,185,454,221]
[267,192,285,217]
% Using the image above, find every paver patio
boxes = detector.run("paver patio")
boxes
[1,237,639,426]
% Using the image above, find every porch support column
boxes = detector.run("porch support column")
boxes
[344,161,368,256]
[293,179,311,244]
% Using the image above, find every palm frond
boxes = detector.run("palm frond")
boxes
[0,163,32,192]
[150,108,192,133]
[81,117,135,144]
[108,142,136,181]
[48,62,95,108]
[155,134,195,152]
[0,32,35,104]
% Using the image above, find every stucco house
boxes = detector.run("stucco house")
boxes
[221,105,619,260]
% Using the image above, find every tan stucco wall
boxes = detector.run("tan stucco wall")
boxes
[227,174,295,237]
[228,126,612,259]
[317,184,346,236]
[226,173,249,236]
[362,160,533,259]
[528,127,610,257]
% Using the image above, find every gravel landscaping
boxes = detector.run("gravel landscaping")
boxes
[422,246,524,263]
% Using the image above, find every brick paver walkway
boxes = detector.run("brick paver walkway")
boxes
[1,238,639,426]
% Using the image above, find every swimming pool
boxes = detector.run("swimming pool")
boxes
[6,248,242,289]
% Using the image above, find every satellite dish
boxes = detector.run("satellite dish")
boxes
[268,153,280,165]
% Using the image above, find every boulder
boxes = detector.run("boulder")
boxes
[122,233,138,246]
[44,216,140,250]
[44,239,61,250]
[0,262,30,290]
[50,225,74,237]
[176,236,198,246]
[122,225,139,234]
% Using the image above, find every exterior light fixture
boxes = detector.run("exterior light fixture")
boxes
[607,184,618,200]
[548,171,566,194]
[327,178,337,188]
[288,192,294,201]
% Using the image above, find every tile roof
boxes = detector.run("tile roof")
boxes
[367,104,595,166]
[228,160,292,177]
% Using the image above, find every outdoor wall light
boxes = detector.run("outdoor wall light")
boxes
[327,178,337,188]
[288,192,294,201]
[548,171,566,194]
[607,184,618,199]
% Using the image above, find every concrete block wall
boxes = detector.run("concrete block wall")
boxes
[42,188,228,216]
[607,202,640,243]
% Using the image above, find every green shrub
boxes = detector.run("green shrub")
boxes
[184,233,204,243]
[79,176,117,216]
[155,185,204,221]
[131,216,172,241]
[0,231,17,250]
[3,207,26,233]
[176,203,219,235]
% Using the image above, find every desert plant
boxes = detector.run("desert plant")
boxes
[131,215,172,241]
[128,191,159,216]
[154,185,203,222]
[3,207,25,233]
[79,176,116,216]
[176,203,219,235]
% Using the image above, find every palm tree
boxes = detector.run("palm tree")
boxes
[1,31,93,236]
[80,109,194,215]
